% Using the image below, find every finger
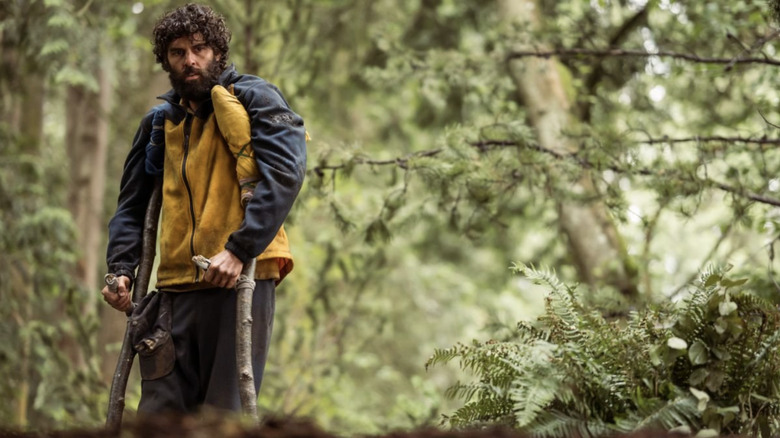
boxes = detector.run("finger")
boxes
[102,289,119,304]
[105,294,121,307]
[203,268,216,284]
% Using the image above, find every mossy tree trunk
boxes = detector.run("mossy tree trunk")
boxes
[499,0,638,297]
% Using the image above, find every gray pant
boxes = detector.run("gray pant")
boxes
[137,280,275,414]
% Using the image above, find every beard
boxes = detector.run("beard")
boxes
[169,59,223,103]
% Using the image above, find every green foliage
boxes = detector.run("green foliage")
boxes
[5,0,780,434]
[768,0,780,25]
[259,0,780,433]
[0,125,103,428]
[428,264,780,437]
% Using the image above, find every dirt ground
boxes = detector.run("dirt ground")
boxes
[0,415,728,438]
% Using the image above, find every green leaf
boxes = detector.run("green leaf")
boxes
[689,368,709,386]
[704,274,721,287]
[690,387,710,412]
[47,13,75,28]
[689,341,709,365]
[711,346,731,361]
[720,278,747,288]
[668,337,688,350]
[713,318,728,335]
[649,344,663,366]
[718,301,737,316]
[40,39,69,56]
[705,370,725,393]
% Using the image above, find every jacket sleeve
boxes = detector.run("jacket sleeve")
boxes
[106,108,157,282]
[225,81,307,263]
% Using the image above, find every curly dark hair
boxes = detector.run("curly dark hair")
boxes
[152,3,231,72]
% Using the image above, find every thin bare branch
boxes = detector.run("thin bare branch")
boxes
[488,141,780,208]
[759,110,780,131]
[312,148,443,175]
[472,135,780,148]
[637,136,780,146]
[507,48,780,67]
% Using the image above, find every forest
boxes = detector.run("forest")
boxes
[3,0,780,437]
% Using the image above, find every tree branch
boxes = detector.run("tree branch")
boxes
[313,148,442,175]
[507,48,780,67]
[472,135,780,148]
[471,140,780,207]
[312,137,780,208]
[580,5,650,122]
[637,136,780,146]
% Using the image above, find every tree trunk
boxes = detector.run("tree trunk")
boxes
[66,58,112,303]
[2,24,46,428]
[64,56,114,376]
[499,0,638,297]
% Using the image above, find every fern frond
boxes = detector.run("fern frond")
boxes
[447,397,514,428]
[512,263,572,294]
[523,409,615,438]
[633,394,700,431]
[425,345,463,370]
[445,382,487,403]
[435,265,780,436]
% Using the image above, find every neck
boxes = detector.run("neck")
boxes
[186,99,202,112]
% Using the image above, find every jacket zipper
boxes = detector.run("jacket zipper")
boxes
[181,114,200,283]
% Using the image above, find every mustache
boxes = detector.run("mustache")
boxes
[181,66,202,77]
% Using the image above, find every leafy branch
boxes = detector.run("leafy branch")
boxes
[471,139,780,207]
[312,135,780,207]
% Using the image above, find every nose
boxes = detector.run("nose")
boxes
[184,50,197,66]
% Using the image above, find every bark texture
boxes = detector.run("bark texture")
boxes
[66,59,112,303]
[499,0,638,297]
[237,259,259,421]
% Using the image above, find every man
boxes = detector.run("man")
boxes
[101,3,306,414]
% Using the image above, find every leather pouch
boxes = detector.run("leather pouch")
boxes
[129,291,174,380]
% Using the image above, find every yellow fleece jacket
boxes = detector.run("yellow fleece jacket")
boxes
[156,87,292,289]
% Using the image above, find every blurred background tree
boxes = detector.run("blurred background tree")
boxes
[1,0,779,435]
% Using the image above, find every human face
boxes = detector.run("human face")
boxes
[167,33,222,105]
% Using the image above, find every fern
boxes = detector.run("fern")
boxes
[430,265,780,437]
[632,394,700,431]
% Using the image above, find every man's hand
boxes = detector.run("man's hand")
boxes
[101,275,133,312]
[203,250,243,289]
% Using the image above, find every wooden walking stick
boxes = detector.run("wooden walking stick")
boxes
[105,177,163,431]
[235,257,258,420]
[192,254,259,421]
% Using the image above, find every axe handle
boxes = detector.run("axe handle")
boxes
[106,177,163,431]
